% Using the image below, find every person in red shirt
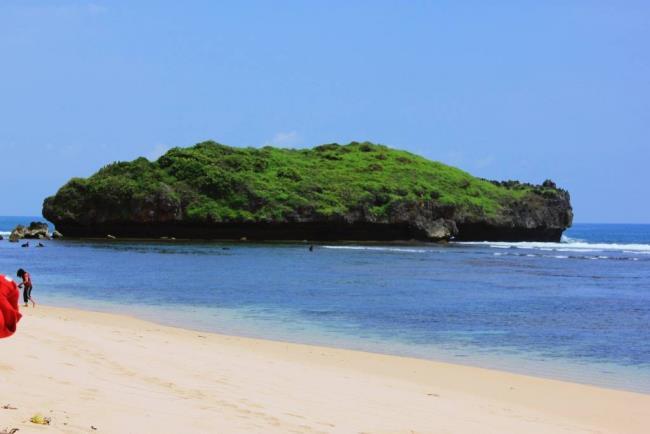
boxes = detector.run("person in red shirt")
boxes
[0,274,22,338]
[17,268,36,308]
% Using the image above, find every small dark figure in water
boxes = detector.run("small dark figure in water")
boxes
[37,242,45,248]
[309,245,314,252]
[16,268,36,308]
[21,242,29,248]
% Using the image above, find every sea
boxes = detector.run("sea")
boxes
[1,216,649,393]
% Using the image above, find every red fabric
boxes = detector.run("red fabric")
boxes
[0,274,22,338]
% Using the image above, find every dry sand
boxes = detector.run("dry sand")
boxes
[1,306,649,434]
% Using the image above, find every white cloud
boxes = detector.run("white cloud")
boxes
[147,144,170,161]
[474,155,495,169]
[445,150,465,167]
[264,131,301,148]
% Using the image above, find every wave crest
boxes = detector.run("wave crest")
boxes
[322,246,428,253]
[455,240,650,253]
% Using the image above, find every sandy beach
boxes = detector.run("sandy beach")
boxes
[0,306,648,433]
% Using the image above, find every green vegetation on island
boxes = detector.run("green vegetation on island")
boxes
[43,141,573,241]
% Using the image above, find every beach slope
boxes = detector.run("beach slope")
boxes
[1,306,648,433]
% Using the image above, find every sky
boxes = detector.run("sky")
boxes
[0,1,648,223]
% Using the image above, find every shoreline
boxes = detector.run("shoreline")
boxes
[41,297,650,395]
[1,305,649,433]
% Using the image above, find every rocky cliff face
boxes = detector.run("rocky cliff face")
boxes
[43,184,572,242]
[453,188,573,241]
[42,142,573,242]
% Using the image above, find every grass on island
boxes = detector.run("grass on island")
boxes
[46,141,560,223]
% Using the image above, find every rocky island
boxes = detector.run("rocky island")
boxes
[43,141,572,241]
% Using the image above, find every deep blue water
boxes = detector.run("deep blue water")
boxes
[1,217,649,393]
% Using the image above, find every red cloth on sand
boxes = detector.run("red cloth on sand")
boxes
[0,274,22,338]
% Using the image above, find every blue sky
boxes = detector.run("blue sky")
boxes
[1,1,648,222]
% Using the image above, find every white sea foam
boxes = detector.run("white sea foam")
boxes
[555,248,599,253]
[322,245,428,253]
[322,239,650,257]
[561,235,586,243]
[455,240,650,254]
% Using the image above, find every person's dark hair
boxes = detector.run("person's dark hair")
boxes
[16,268,25,278]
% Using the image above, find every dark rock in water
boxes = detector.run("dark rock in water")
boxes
[26,222,50,239]
[9,225,25,242]
[37,242,45,247]
[42,141,573,242]
[0,234,3,241]
[21,242,29,248]
[10,222,51,241]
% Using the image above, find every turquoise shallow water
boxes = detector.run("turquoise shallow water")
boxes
[1,217,649,393]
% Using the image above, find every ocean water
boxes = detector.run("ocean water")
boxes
[1,217,649,393]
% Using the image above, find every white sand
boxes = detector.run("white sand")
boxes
[1,305,649,433]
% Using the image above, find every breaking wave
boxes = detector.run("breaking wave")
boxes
[322,245,428,253]
[456,240,650,254]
